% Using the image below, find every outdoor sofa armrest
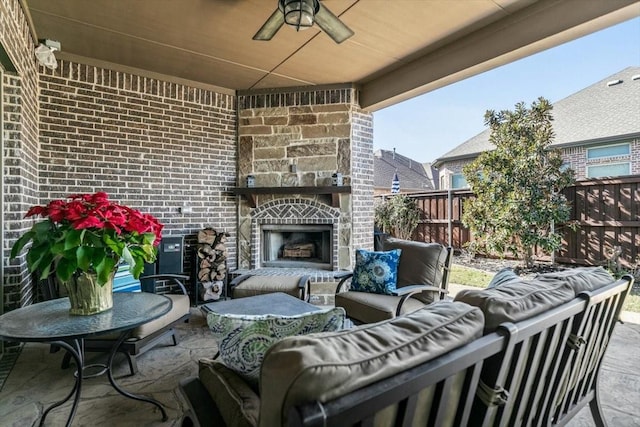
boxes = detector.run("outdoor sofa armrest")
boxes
[334,272,354,293]
[391,284,449,317]
[140,274,190,295]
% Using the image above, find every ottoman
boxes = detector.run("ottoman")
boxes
[229,274,310,301]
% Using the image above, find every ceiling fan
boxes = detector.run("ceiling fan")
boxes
[253,0,354,44]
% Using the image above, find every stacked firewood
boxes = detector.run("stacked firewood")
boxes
[196,228,229,301]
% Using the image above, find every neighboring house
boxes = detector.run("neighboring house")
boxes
[374,149,435,195]
[434,67,640,189]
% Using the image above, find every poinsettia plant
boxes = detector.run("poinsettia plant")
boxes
[11,192,163,286]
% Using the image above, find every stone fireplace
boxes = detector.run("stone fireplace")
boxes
[235,85,374,275]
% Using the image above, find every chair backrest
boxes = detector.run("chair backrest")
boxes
[382,238,453,301]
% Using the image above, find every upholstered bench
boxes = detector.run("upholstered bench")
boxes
[229,274,310,301]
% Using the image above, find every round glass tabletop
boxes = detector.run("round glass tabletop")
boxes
[0,293,172,342]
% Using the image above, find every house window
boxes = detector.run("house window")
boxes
[587,143,630,159]
[586,163,630,178]
[451,173,468,189]
[585,143,631,178]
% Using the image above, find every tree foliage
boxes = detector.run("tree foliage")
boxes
[374,194,421,240]
[461,97,575,267]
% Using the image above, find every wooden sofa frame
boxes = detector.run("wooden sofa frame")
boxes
[180,274,632,427]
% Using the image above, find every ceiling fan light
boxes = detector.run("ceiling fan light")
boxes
[282,0,317,30]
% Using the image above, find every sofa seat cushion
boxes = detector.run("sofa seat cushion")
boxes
[199,358,260,427]
[132,294,190,338]
[206,307,346,387]
[233,275,308,300]
[91,293,190,341]
[455,278,575,333]
[335,291,425,324]
[258,301,484,427]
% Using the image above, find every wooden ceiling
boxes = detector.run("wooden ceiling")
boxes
[26,0,639,110]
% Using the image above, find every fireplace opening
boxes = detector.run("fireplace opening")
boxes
[262,224,332,269]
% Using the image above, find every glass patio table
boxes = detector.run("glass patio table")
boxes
[0,292,172,427]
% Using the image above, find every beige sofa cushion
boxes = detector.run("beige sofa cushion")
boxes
[455,277,575,333]
[335,291,426,323]
[382,238,447,288]
[258,301,484,427]
[132,293,190,338]
[534,266,614,294]
[199,358,260,427]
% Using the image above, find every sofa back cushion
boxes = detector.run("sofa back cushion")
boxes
[454,267,615,333]
[206,307,346,388]
[382,238,447,288]
[455,278,575,333]
[258,301,484,427]
[534,266,614,294]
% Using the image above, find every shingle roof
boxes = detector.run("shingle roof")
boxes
[434,66,640,166]
[374,149,435,192]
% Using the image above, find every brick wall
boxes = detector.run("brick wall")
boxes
[1,0,41,312]
[236,86,373,271]
[35,60,239,294]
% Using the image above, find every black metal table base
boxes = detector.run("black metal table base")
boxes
[39,333,167,426]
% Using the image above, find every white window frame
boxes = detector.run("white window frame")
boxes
[586,142,630,160]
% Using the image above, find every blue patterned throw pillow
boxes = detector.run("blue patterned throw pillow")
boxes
[351,249,402,295]
[206,307,346,387]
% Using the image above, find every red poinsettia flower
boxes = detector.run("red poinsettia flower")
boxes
[12,192,164,286]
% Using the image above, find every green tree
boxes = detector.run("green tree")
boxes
[461,97,575,268]
[374,194,421,240]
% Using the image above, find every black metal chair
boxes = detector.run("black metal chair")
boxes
[47,270,191,375]
[334,238,453,324]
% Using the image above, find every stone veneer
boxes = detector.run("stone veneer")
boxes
[236,85,374,272]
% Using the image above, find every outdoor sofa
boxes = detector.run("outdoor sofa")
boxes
[179,266,633,427]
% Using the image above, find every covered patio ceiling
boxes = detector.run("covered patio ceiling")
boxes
[25,0,639,110]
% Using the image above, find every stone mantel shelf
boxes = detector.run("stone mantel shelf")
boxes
[231,186,351,208]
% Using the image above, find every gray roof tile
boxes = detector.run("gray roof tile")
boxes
[435,67,640,164]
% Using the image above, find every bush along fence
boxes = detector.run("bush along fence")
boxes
[375,175,640,269]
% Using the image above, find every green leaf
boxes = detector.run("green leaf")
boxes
[121,246,135,268]
[10,231,35,258]
[130,258,144,279]
[26,242,52,273]
[142,233,156,246]
[64,229,82,250]
[56,257,78,283]
[76,246,92,271]
[96,256,117,286]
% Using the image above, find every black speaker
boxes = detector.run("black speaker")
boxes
[157,235,184,274]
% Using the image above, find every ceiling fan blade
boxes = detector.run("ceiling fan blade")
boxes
[253,8,285,41]
[314,3,354,44]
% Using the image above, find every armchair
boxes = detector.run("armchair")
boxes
[335,238,452,324]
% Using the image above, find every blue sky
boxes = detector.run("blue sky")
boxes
[373,17,640,164]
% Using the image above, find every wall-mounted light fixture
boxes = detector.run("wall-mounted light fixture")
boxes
[34,39,61,70]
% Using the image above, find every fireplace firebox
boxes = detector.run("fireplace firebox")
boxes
[262,224,332,269]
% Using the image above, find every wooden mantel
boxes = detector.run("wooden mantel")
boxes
[231,186,351,208]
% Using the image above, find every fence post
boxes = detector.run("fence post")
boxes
[448,189,453,248]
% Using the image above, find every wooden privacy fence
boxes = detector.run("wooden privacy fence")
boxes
[376,175,640,268]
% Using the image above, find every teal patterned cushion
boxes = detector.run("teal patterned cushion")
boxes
[351,249,402,295]
[206,307,346,387]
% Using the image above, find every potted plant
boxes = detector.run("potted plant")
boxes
[11,192,163,314]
